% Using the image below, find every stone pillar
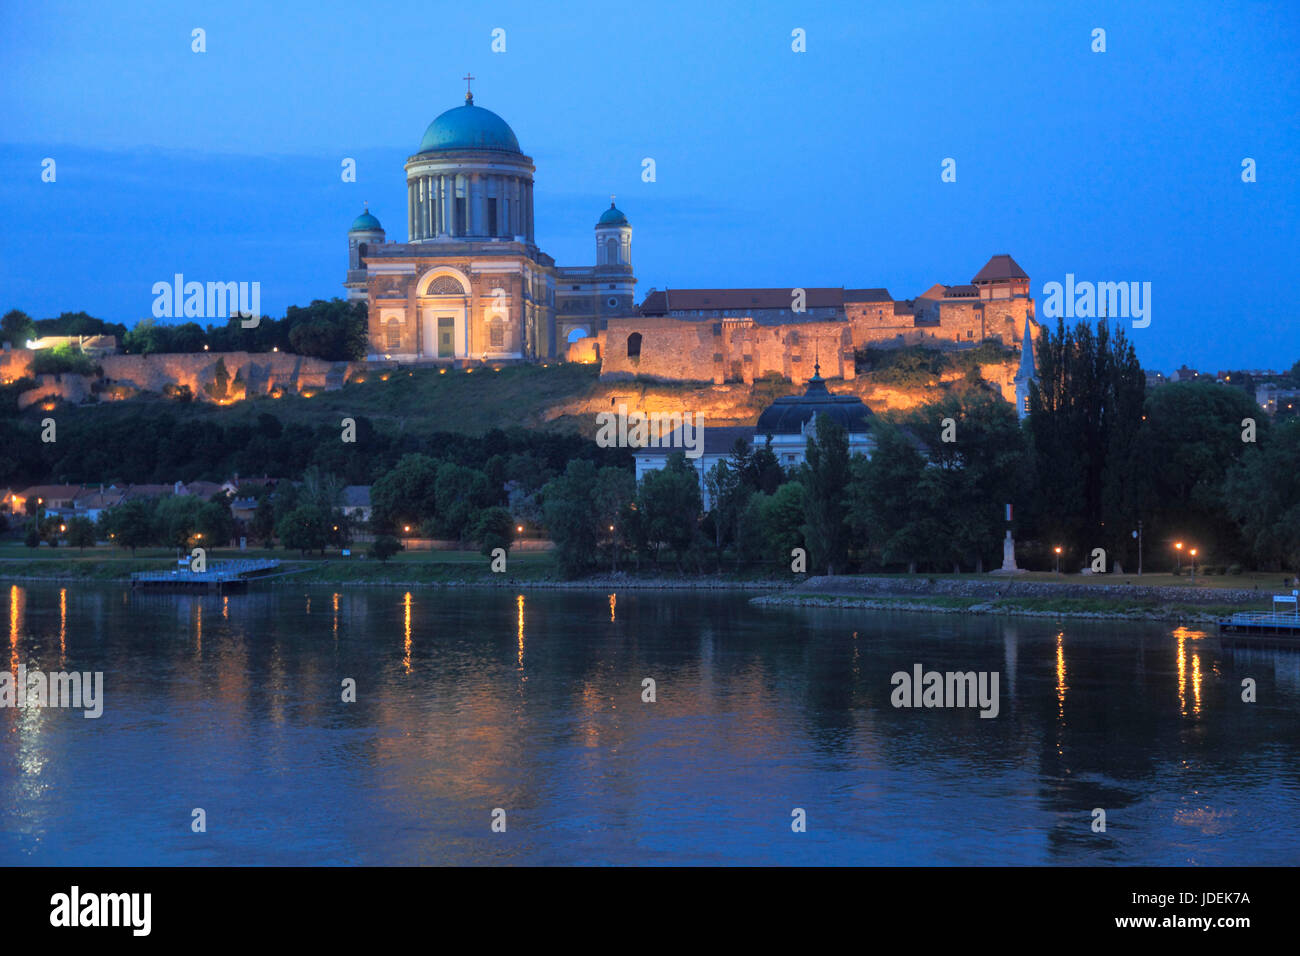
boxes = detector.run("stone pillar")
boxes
[407,183,414,240]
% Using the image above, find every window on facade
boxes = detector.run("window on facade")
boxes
[606,238,618,264]
[385,318,401,350]
[627,332,642,359]
[427,275,465,295]
[489,320,505,348]
[486,198,498,236]
[455,198,467,234]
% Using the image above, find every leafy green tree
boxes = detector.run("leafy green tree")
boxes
[802,414,852,574]
[848,424,931,572]
[370,534,402,562]
[277,505,329,555]
[1,309,35,347]
[542,459,603,576]
[251,494,277,547]
[637,452,703,567]
[1136,381,1262,565]
[67,515,97,550]
[907,390,1029,571]
[1224,417,1300,572]
[1026,317,1145,567]
[102,499,156,554]
[370,454,441,532]
[472,506,516,557]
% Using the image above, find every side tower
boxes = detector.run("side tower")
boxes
[594,199,636,317]
[345,205,384,302]
[1013,315,1038,420]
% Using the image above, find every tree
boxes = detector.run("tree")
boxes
[1,309,35,347]
[542,459,602,576]
[276,505,329,555]
[801,413,852,575]
[370,454,440,532]
[847,424,930,572]
[103,499,156,555]
[1136,381,1263,565]
[1026,317,1145,567]
[472,506,516,557]
[908,390,1029,571]
[1224,417,1300,572]
[67,516,97,551]
[637,452,703,567]
[370,535,402,562]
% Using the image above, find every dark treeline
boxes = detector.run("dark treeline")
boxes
[0,411,630,491]
[2,299,368,362]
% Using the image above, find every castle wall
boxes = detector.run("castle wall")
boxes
[7,350,363,409]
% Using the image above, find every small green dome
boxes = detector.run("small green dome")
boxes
[418,96,521,154]
[598,201,629,227]
[350,208,383,232]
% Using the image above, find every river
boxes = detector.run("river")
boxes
[2,583,1297,865]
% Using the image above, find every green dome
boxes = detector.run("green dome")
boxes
[418,96,521,154]
[598,201,629,227]
[350,209,383,232]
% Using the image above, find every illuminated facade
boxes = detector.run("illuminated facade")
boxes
[345,84,635,363]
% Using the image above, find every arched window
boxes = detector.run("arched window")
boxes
[385,318,402,350]
[566,327,590,343]
[626,332,642,359]
[427,275,466,295]
[606,237,618,264]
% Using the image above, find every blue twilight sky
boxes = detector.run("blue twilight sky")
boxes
[0,0,1297,372]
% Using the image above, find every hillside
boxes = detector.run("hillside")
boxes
[8,346,1023,440]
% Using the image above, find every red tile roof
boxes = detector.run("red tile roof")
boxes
[971,254,1028,284]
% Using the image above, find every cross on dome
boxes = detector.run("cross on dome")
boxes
[463,72,475,104]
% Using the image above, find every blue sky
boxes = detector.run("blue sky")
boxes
[1,0,1296,371]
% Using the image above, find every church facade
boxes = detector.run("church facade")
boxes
[344,85,635,363]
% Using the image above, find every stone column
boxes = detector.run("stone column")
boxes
[407,183,415,240]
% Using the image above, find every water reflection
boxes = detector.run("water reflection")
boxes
[1,584,1299,866]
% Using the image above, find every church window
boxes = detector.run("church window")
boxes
[455,198,467,235]
[627,332,642,359]
[385,318,401,350]
[487,198,498,236]
[606,238,618,264]
[489,320,505,348]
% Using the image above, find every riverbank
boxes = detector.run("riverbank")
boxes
[0,555,1284,619]
[750,575,1277,623]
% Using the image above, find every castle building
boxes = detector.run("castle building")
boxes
[345,82,635,363]
[597,254,1038,386]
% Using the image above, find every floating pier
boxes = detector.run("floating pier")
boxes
[1218,593,1300,645]
[131,558,283,594]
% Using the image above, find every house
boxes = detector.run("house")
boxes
[12,485,84,515]
[341,485,372,524]
[73,486,127,521]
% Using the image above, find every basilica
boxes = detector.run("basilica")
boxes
[344,84,1039,416]
[344,83,633,363]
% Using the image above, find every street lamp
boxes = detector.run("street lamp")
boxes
[1174,541,1183,573]
[1190,548,1198,584]
[1054,546,1062,574]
